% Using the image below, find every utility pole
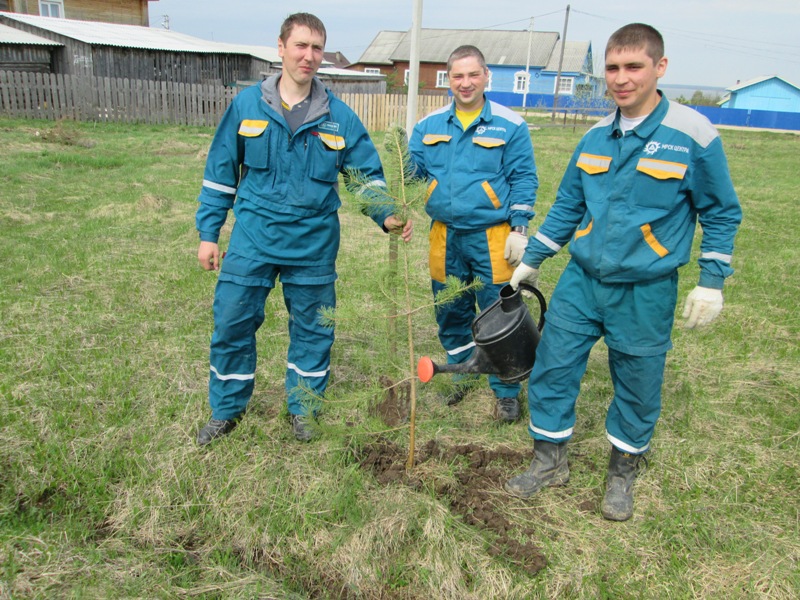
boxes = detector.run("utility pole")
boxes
[405,0,423,136]
[551,4,570,121]
[521,17,534,114]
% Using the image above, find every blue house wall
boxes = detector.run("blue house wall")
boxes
[724,78,800,113]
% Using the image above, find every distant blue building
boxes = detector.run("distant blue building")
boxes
[720,76,800,113]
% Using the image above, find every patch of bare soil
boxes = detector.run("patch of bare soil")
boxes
[357,438,548,575]
[370,376,410,427]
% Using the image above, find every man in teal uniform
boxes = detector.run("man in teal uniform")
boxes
[195,13,412,445]
[409,45,538,422]
[505,24,742,520]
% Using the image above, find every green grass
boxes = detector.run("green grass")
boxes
[1,117,798,599]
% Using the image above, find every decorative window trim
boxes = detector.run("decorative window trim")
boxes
[514,72,530,94]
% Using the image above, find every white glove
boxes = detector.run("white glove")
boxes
[504,232,528,267]
[682,286,724,329]
[510,263,539,296]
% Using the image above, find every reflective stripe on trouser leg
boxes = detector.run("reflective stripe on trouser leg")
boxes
[605,349,666,453]
[282,280,336,416]
[208,280,271,420]
[527,321,598,442]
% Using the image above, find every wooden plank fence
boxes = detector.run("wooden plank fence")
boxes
[0,71,451,131]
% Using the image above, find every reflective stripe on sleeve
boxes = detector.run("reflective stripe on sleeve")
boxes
[203,179,237,195]
[534,231,562,253]
[701,251,732,263]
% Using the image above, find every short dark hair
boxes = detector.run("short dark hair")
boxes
[447,45,487,73]
[279,12,327,45]
[606,23,664,64]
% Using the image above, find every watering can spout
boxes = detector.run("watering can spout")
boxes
[417,351,499,383]
[417,283,547,385]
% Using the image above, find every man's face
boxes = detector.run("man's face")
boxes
[278,25,325,88]
[604,46,667,118]
[448,56,488,111]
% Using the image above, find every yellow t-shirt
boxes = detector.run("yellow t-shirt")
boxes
[456,107,482,130]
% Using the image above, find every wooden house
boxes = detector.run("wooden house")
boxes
[350,28,603,107]
[0,0,154,26]
[720,76,800,113]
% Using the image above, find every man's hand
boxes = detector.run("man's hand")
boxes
[198,241,221,271]
[682,286,724,328]
[384,216,413,243]
[504,231,528,267]
[510,262,539,294]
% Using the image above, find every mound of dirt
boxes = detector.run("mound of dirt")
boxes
[357,438,548,574]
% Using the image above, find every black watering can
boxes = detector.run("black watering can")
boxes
[417,283,547,384]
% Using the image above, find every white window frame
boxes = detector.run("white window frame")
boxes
[364,68,381,75]
[486,70,492,92]
[514,72,530,94]
[39,0,64,18]
[404,69,410,85]
[555,76,575,94]
[435,71,449,88]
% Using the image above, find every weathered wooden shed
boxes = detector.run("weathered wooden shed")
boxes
[0,21,60,71]
[0,10,275,84]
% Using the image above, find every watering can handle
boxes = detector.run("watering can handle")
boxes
[517,283,547,332]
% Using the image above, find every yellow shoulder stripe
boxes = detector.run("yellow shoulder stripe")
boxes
[318,132,346,150]
[238,120,268,137]
[576,153,611,175]
[473,137,506,148]
[636,157,687,180]
[422,134,452,145]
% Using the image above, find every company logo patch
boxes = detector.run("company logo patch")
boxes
[476,126,487,134]
[319,121,340,132]
[644,140,689,155]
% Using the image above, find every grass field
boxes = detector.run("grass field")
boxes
[1,116,798,599]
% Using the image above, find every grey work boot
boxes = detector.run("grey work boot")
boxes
[495,395,521,423]
[601,446,647,521]
[504,440,569,498]
[291,414,316,442]
[197,418,239,446]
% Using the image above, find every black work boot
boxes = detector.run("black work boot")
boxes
[601,446,647,521]
[504,440,569,498]
[442,378,475,406]
[494,395,520,423]
[291,414,316,442]
[197,418,239,446]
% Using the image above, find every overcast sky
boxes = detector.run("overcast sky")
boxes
[149,0,800,89]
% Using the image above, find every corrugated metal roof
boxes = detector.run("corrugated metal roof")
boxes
[356,30,405,65]
[385,29,560,67]
[727,75,800,92]
[212,42,281,63]
[0,21,61,45]
[318,67,384,79]
[0,11,249,54]
[544,41,591,73]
